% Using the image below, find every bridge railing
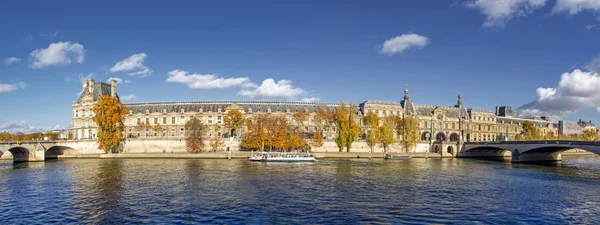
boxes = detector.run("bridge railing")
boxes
[464,140,600,146]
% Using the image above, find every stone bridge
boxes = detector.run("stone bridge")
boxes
[0,140,102,163]
[459,140,600,162]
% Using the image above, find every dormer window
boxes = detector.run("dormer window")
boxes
[163,108,167,114]
[181,108,185,114]
[145,109,149,115]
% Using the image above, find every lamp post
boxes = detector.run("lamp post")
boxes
[428,111,434,159]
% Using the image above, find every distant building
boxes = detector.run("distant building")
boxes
[558,121,582,135]
[577,119,597,131]
[72,79,594,153]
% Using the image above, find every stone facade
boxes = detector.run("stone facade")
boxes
[72,79,582,154]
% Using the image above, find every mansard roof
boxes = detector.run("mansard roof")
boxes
[415,104,463,119]
[496,116,553,126]
[76,82,116,104]
[124,101,348,115]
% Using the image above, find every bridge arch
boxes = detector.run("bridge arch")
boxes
[7,146,32,162]
[45,146,76,160]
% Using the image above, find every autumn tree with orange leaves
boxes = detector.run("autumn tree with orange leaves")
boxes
[92,95,128,153]
[241,114,269,151]
[224,110,245,137]
[309,132,324,151]
[185,117,206,153]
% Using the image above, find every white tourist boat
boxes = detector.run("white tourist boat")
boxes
[249,152,316,162]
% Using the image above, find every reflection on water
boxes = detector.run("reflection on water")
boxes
[0,156,599,224]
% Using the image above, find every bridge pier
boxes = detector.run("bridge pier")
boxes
[458,149,511,161]
[512,151,562,163]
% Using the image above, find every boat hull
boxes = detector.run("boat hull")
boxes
[249,158,316,162]
[384,155,411,160]
[248,152,316,162]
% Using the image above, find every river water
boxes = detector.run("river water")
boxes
[0,156,599,224]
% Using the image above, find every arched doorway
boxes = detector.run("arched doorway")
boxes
[449,133,459,142]
[434,145,440,153]
[421,132,430,141]
[447,146,454,154]
[436,133,446,142]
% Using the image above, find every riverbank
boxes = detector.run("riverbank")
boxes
[1,151,596,160]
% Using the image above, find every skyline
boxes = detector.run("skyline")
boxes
[2,0,600,132]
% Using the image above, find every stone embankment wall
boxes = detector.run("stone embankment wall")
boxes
[1,139,594,160]
[121,139,426,153]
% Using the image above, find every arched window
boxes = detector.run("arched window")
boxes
[450,133,460,142]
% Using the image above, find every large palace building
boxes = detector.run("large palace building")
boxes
[72,79,562,153]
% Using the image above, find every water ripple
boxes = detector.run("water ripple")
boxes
[0,157,600,224]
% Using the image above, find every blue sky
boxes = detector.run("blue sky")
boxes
[2,0,600,132]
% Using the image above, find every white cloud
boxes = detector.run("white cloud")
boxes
[120,94,136,101]
[465,0,547,28]
[109,53,153,77]
[29,41,85,68]
[107,77,131,84]
[166,69,257,89]
[518,69,600,118]
[380,33,430,55]
[553,0,600,15]
[0,82,26,93]
[0,121,31,133]
[3,57,21,65]
[586,24,597,30]
[66,72,95,82]
[0,120,67,133]
[300,97,321,103]
[238,79,305,99]
[587,54,600,73]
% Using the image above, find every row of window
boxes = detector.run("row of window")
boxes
[366,109,402,116]
[74,109,92,118]
[128,115,223,126]
[472,115,495,122]
[133,107,327,115]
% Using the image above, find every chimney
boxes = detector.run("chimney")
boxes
[88,79,95,93]
[111,79,117,97]
[82,81,88,94]
[495,106,499,115]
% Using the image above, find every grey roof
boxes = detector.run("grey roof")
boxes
[124,101,356,115]
[497,116,553,126]
[467,108,494,113]
[415,105,463,119]
[401,99,416,116]
[360,100,401,106]
[77,82,116,103]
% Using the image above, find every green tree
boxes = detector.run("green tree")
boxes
[521,121,541,140]
[224,110,245,137]
[92,95,128,153]
[362,112,380,154]
[397,115,420,153]
[345,103,361,152]
[335,102,349,152]
[379,116,396,152]
[184,117,206,153]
